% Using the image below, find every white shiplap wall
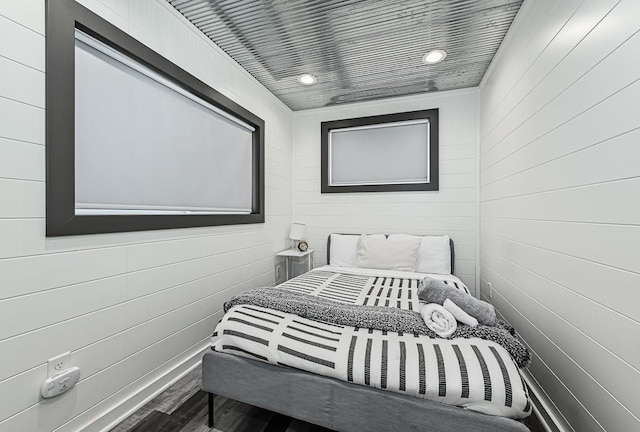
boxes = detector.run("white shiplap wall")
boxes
[0,1,292,431]
[292,89,479,294]
[479,1,640,431]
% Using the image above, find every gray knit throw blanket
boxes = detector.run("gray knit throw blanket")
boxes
[224,287,531,368]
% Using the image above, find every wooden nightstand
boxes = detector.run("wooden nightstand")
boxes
[276,249,314,281]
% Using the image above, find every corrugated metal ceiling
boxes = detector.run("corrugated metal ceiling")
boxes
[168,0,523,111]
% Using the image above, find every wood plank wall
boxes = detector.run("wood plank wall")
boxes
[0,1,292,431]
[479,1,640,431]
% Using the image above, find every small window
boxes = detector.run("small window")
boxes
[321,109,438,193]
[46,0,265,236]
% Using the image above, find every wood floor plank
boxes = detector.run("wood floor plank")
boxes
[128,411,182,432]
[171,391,209,424]
[285,419,333,432]
[158,370,204,415]
[176,404,213,432]
[213,398,257,432]
[234,406,277,432]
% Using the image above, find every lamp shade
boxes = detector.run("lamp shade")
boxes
[289,223,307,240]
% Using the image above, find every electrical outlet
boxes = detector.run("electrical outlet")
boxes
[41,367,81,398]
[47,352,71,377]
[275,266,281,278]
[487,282,493,299]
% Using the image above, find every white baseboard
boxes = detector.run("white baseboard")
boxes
[520,368,574,432]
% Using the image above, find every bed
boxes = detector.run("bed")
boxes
[202,234,532,431]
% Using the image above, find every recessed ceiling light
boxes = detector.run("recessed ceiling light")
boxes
[422,49,447,64]
[297,73,317,85]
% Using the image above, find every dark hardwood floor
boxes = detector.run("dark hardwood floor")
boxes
[110,367,546,432]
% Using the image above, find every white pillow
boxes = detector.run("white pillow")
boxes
[388,234,451,274]
[354,235,421,272]
[329,234,385,267]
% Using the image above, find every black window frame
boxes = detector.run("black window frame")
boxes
[45,0,265,236]
[320,109,439,193]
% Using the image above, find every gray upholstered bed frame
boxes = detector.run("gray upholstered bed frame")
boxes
[202,351,529,431]
[201,235,529,432]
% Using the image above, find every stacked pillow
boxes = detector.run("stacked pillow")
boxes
[329,233,451,274]
[354,235,421,272]
[329,233,385,267]
[388,234,451,274]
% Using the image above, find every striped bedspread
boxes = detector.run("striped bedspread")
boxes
[211,267,532,419]
[282,268,469,308]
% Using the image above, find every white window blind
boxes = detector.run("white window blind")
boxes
[74,30,254,215]
[328,119,430,186]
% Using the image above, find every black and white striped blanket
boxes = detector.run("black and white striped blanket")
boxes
[211,268,532,419]
[224,287,530,367]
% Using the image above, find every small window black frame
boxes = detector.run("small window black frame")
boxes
[320,109,439,193]
[45,0,265,236]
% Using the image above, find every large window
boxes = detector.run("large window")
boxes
[321,109,438,193]
[46,0,265,236]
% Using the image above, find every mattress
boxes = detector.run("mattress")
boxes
[211,266,532,419]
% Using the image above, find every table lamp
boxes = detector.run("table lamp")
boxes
[289,223,307,250]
